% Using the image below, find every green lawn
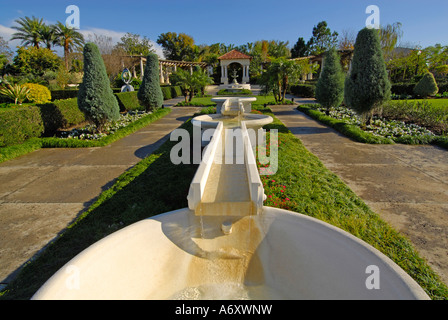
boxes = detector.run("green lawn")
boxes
[1,104,446,300]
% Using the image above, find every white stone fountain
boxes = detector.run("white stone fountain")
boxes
[32,97,430,300]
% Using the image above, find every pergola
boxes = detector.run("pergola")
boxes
[291,49,354,80]
[125,55,208,84]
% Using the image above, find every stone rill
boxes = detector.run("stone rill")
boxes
[32,97,430,300]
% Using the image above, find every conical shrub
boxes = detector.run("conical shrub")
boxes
[414,71,438,97]
[344,28,391,123]
[78,43,120,131]
[315,47,345,113]
[138,53,164,111]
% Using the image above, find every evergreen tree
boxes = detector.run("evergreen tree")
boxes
[344,28,391,124]
[138,52,164,111]
[78,42,120,131]
[315,48,345,113]
[291,37,308,58]
[414,71,438,97]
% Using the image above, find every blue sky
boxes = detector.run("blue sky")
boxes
[1,0,447,58]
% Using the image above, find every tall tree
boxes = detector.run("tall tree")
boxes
[156,32,196,61]
[54,21,85,70]
[307,21,339,55]
[315,48,345,113]
[378,22,403,59]
[344,28,391,125]
[115,32,154,56]
[260,57,306,103]
[291,37,308,58]
[11,16,45,49]
[78,43,120,131]
[137,52,164,111]
[40,24,58,50]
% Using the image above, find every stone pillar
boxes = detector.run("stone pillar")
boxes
[242,64,250,84]
[140,57,144,80]
[189,66,193,75]
[160,64,164,83]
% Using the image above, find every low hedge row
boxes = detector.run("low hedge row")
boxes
[0,98,86,147]
[289,84,316,98]
[50,85,183,102]
[391,82,448,96]
[1,86,184,148]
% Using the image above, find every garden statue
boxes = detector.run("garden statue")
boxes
[120,68,134,92]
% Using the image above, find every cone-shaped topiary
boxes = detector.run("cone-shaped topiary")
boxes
[414,71,438,97]
[138,53,163,111]
[315,47,345,113]
[78,42,120,131]
[344,28,391,124]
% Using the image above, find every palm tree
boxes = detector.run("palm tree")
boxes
[40,24,58,50]
[11,16,45,48]
[54,21,85,70]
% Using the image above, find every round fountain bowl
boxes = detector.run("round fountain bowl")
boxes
[32,207,429,300]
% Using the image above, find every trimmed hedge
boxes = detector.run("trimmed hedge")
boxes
[0,98,86,147]
[0,107,45,147]
[114,91,144,112]
[289,84,316,98]
[161,86,172,100]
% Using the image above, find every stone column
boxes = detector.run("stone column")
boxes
[160,64,164,83]
[140,57,144,80]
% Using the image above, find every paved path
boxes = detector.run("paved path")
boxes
[0,99,200,285]
[273,98,448,286]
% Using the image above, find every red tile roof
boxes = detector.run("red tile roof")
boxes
[218,49,252,60]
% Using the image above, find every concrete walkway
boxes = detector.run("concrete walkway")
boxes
[0,98,200,285]
[273,97,448,286]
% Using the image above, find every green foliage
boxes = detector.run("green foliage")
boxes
[156,32,196,61]
[344,28,391,123]
[114,91,144,112]
[259,57,308,103]
[291,37,308,58]
[160,86,172,100]
[137,53,164,111]
[171,85,183,98]
[170,67,213,102]
[0,107,44,146]
[23,82,51,104]
[297,104,394,144]
[217,89,253,95]
[289,84,315,98]
[0,82,30,104]
[306,21,339,55]
[78,43,120,129]
[115,32,154,56]
[10,46,61,76]
[10,16,45,48]
[315,48,345,111]
[414,72,439,97]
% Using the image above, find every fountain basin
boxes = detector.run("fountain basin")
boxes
[32,207,429,300]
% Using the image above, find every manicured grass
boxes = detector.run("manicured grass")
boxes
[176,95,293,108]
[0,108,172,163]
[1,106,446,300]
[258,107,448,300]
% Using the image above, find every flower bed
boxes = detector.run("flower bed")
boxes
[311,105,434,141]
[58,111,150,140]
